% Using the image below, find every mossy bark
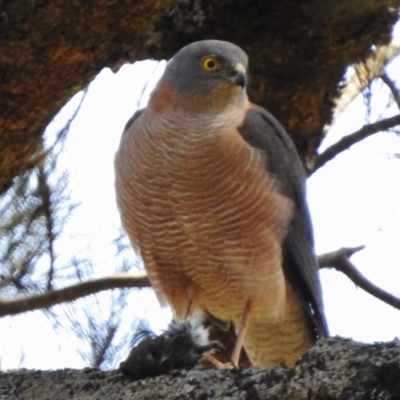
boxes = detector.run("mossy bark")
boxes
[1,338,399,399]
[0,0,398,192]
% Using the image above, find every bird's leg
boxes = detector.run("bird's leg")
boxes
[231,300,252,368]
[184,295,195,320]
[199,351,234,369]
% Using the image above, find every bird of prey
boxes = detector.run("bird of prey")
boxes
[115,40,328,368]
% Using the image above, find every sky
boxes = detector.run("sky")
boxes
[1,26,400,370]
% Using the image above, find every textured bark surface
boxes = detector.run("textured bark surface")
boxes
[1,0,399,193]
[1,338,400,400]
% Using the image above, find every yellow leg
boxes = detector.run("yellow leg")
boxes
[184,296,195,319]
[231,301,251,368]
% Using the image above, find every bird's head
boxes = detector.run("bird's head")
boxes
[150,40,249,115]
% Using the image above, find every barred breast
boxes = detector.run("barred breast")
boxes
[115,105,311,366]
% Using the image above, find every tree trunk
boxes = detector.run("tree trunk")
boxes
[0,0,398,193]
[1,338,399,399]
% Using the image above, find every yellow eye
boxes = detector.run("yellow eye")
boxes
[201,56,221,72]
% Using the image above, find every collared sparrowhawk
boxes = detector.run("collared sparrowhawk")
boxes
[115,40,328,368]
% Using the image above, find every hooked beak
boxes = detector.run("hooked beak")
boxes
[229,62,247,88]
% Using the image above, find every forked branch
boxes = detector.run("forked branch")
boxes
[2,247,399,318]
[318,246,400,311]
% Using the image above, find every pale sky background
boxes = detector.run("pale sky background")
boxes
[1,25,400,370]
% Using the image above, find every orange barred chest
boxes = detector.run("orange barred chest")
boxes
[116,117,293,320]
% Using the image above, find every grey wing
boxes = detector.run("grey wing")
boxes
[123,109,145,134]
[238,104,329,339]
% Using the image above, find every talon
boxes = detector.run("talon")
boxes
[199,352,236,370]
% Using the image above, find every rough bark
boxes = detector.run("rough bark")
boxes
[1,0,399,193]
[1,338,400,400]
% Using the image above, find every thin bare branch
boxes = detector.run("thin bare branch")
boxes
[318,246,400,311]
[311,114,400,174]
[317,245,365,267]
[4,243,399,325]
[25,88,88,171]
[0,273,151,318]
[37,164,56,291]
[380,72,400,109]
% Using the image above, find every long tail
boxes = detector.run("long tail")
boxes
[243,279,313,368]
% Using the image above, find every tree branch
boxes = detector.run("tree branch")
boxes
[0,274,151,318]
[311,114,400,174]
[318,246,400,311]
[317,246,365,268]
[380,72,400,110]
[3,248,400,319]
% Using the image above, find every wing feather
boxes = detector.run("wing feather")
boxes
[238,104,329,339]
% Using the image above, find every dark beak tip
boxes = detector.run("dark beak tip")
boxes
[232,72,247,88]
